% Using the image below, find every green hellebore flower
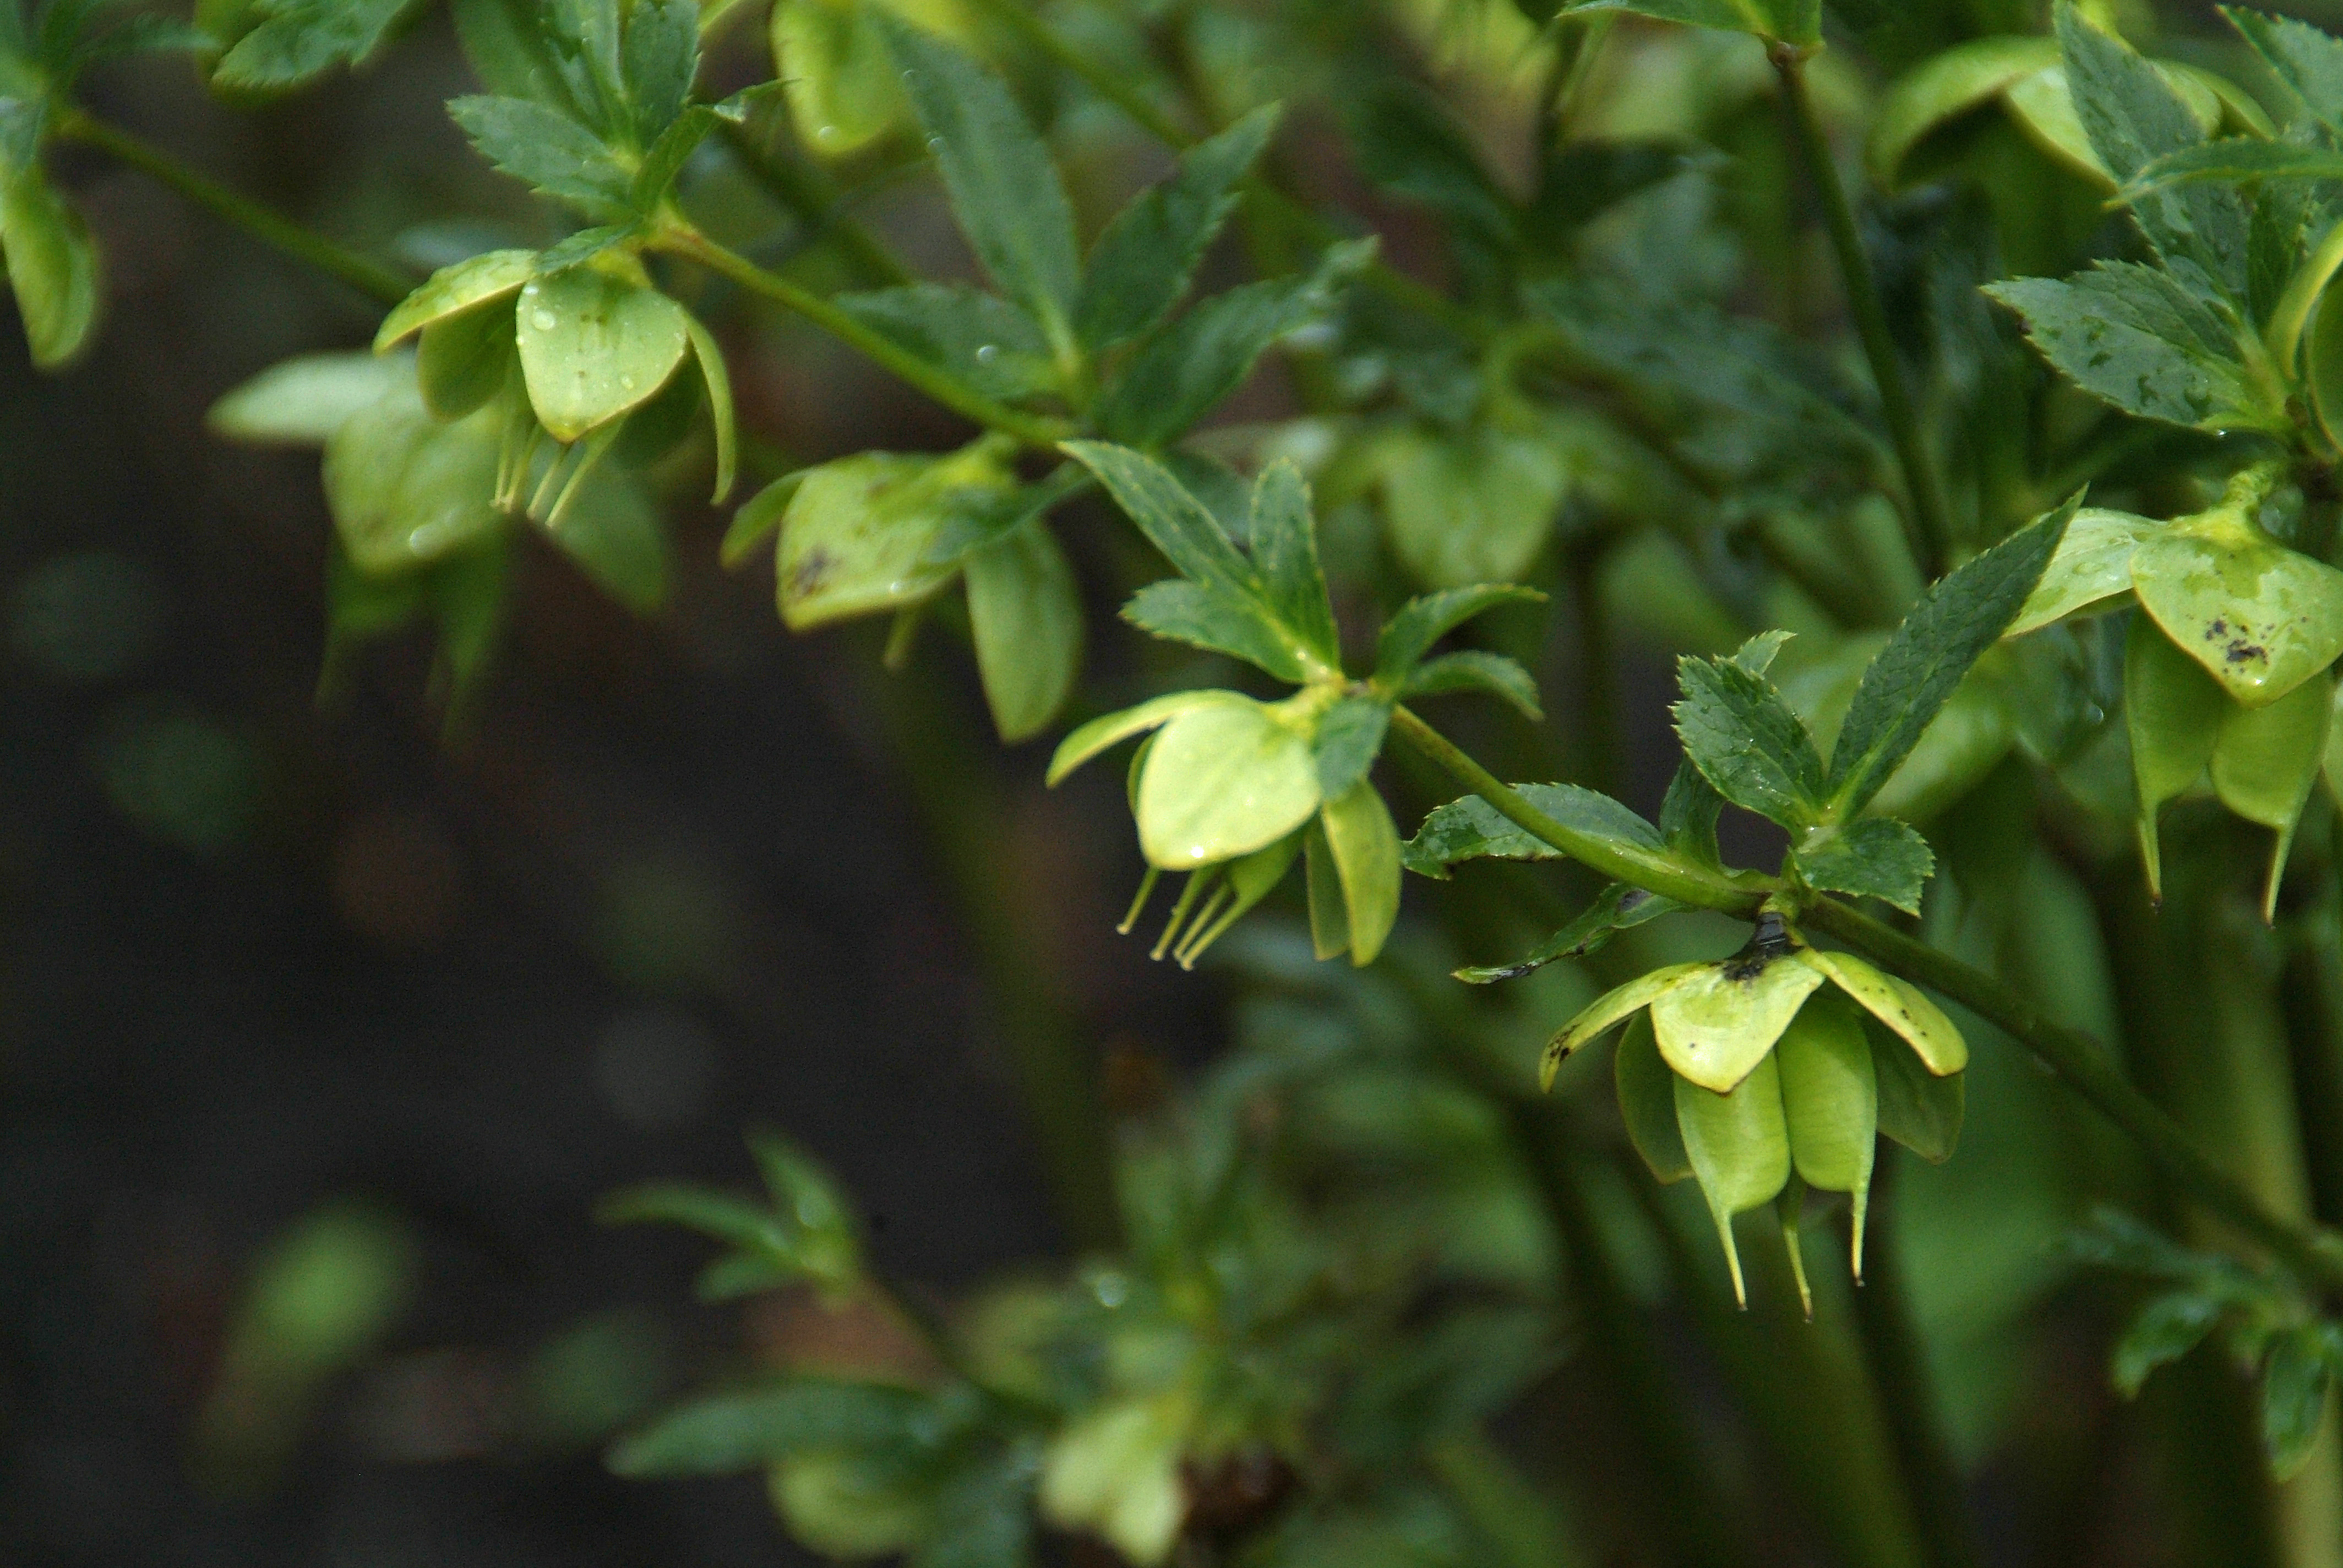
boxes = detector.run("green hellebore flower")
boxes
[1562,919,1963,1306]
[1038,1393,1195,1566]
[1049,689,1403,970]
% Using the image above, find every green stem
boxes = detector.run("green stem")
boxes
[57,110,413,307]
[713,122,913,290]
[1770,48,1954,578]
[655,224,1075,449]
[1800,896,2343,1294]
[1388,704,1760,912]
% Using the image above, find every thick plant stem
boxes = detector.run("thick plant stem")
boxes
[1846,1155,1985,1568]
[713,122,912,291]
[57,110,413,307]
[1769,48,1953,579]
[654,225,1074,448]
[1801,897,2343,1294]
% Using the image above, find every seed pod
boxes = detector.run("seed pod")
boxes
[1777,1177,1814,1320]
[1774,991,1878,1279]
[2126,611,2226,899]
[2211,672,2333,919]
[1649,950,1826,1093]
[1675,1052,1791,1308]
[1615,1015,1691,1184]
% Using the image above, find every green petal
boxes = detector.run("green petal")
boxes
[1675,1052,1791,1309]
[373,248,536,351]
[1801,948,1968,1076]
[1319,780,1399,966]
[1615,1014,1691,1184]
[2126,611,2228,900]
[1649,952,1827,1093]
[516,266,692,442]
[1775,991,1877,1278]
[1134,699,1320,870]
[1048,690,1249,787]
[1541,962,1706,1091]
[2004,507,2155,637]
[2132,524,2343,708]
[2211,671,2332,920]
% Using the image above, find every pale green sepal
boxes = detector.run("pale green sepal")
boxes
[1047,690,1249,787]
[1774,990,1877,1280]
[2132,524,2343,709]
[1319,780,1400,967]
[1615,1014,1691,1183]
[2211,671,2332,921]
[682,309,737,504]
[2006,508,2156,636]
[209,352,411,446]
[516,266,692,441]
[1800,948,1968,1076]
[1868,36,2059,192]
[1134,699,1321,869]
[1541,962,1706,1091]
[2126,609,2226,900]
[1649,953,1827,1094]
[374,248,536,351]
[1675,1052,1791,1310]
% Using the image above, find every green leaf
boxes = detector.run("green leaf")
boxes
[771,0,904,157]
[1615,1015,1691,1183]
[1094,238,1372,449]
[2007,507,2156,636]
[1247,460,1339,668]
[2055,3,2248,295]
[1349,83,1516,248]
[1658,757,1724,869]
[1312,692,1391,800]
[2225,6,2343,135]
[2133,520,2343,708]
[374,248,536,350]
[516,265,691,440]
[1455,883,1680,984]
[1372,420,1571,590]
[722,471,799,569]
[448,95,634,220]
[2126,611,2226,899]
[323,379,505,573]
[632,105,717,212]
[1871,1027,1963,1162]
[1120,579,1306,682]
[2121,138,2343,200]
[914,1450,1037,1568]
[619,0,695,145]
[1375,584,1545,682]
[1984,268,2275,432]
[2263,1325,2337,1479]
[1794,817,1935,915]
[1828,497,2075,817]
[608,1379,928,1476]
[1564,0,1817,48]
[1650,951,1827,1094]
[1399,651,1543,721]
[209,351,411,445]
[776,443,1016,630]
[1134,696,1320,869]
[2112,1289,2224,1398]
[881,16,1080,339]
[1060,440,1254,600]
[965,520,1082,743]
[0,167,94,369]
[1674,1052,1792,1308]
[1403,782,1664,879]
[834,284,1059,403]
[1672,654,1827,829]
[1076,103,1279,353]
[1867,36,2060,192]
[1320,779,1399,966]
[211,0,412,89]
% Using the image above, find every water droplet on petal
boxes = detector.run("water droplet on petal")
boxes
[619,373,637,390]
[815,124,837,143]
[531,310,558,331]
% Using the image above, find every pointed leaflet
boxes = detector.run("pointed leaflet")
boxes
[1121,579,1312,681]
[881,17,1080,340]
[608,1379,930,1475]
[2225,6,2343,135]
[2111,1291,2224,1398]
[1312,693,1390,800]
[1375,584,1546,682]
[1094,239,1374,449]
[1455,884,1681,984]
[966,521,1082,743]
[1399,652,1543,722]
[1827,497,2074,818]
[1794,817,1936,915]
[1076,104,1281,353]
[835,285,1058,403]
[619,0,695,146]
[2120,140,2343,200]
[448,96,634,220]
[1247,461,1339,669]
[211,0,413,91]
[2056,3,2249,298]
[1404,782,1664,879]
[1672,655,1827,829]
[1304,819,1348,960]
[1985,266,2279,434]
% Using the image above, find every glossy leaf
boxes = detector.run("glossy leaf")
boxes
[1872,1029,1963,1163]
[835,284,1058,404]
[516,265,691,441]
[1793,817,1935,915]
[1349,83,1516,247]
[776,443,1016,630]
[2008,508,2156,635]
[1615,1015,1691,1183]
[1094,240,1372,450]
[1868,36,2059,192]
[1320,779,1399,966]
[2112,1290,2223,1398]
[1829,498,2073,816]
[2133,518,2343,707]
[1774,991,1876,1272]
[882,17,1080,336]
[1800,948,1969,1076]
[1404,781,1664,880]
[1659,757,1725,870]
[1541,962,1705,1090]
[965,521,1082,743]
[1375,584,1545,682]
[1672,654,1827,829]
[1076,104,1280,353]
[2126,612,2227,898]
[1399,651,1543,721]
[1650,951,1828,1095]
[322,380,505,573]
[1134,698,1320,869]
[771,0,903,157]
[1375,421,1570,591]
[1985,268,2271,432]
[1675,1052,1792,1308]
[1455,884,1680,984]
[1247,461,1339,669]
[0,167,94,369]
[209,351,410,445]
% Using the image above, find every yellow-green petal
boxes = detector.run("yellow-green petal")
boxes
[1320,780,1400,966]
[2132,524,2343,709]
[1615,1014,1691,1184]
[1048,690,1245,786]
[373,248,536,352]
[1649,953,1827,1094]
[1801,948,1968,1076]
[1134,700,1320,870]
[1541,962,1705,1091]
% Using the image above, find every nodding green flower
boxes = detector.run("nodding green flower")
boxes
[1048,688,1401,970]
[1549,914,1966,1309]
[2007,466,2343,914]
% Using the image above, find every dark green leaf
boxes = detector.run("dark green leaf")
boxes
[882,17,1080,337]
[2225,6,2343,135]
[2263,1325,2337,1479]
[1671,655,1827,828]
[1793,816,1936,914]
[0,166,95,369]
[1313,692,1391,799]
[1454,883,1680,983]
[1375,584,1545,680]
[1828,496,2076,816]
[1120,579,1302,682]
[2112,1289,2224,1397]
[620,0,695,145]
[914,1450,1038,1568]
[210,0,412,90]
[1247,460,1339,667]
[448,95,633,220]
[632,105,716,211]
[1403,782,1663,879]
[1094,238,1373,449]
[1984,268,2274,432]
[608,1379,930,1476]
[1076,104,1279,353]
[1658,759,1723,868]
[1349,83,1516,247]
[835,284,1059,403]
[1399,650,1543,721]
